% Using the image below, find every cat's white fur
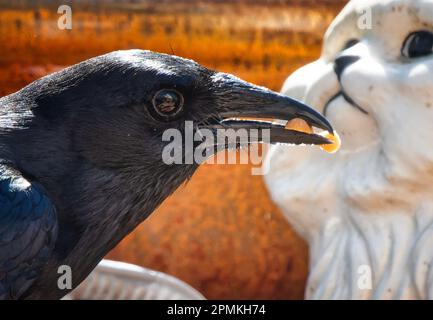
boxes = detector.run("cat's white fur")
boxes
[265,0,433,299]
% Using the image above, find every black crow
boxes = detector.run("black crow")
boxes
[0,50,333,299]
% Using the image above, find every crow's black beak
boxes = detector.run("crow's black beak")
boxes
[203,72,334,145]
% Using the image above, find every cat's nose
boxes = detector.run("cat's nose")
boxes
[334,55,360,80]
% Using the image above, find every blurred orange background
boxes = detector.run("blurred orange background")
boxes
[0,0,346,299]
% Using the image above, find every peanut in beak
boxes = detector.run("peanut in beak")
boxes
[285,118,341,153]
[285,118,313,134]
[319,131,341,154]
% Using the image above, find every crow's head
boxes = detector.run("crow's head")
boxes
[0,50,333,222]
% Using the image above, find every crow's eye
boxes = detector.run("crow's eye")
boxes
[151,89,184,120]
[402,31,433,58]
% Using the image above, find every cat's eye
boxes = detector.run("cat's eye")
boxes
[402,31,433,58]
[343,39,359,51]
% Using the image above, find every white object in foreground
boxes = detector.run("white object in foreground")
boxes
[66,259,205,300]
